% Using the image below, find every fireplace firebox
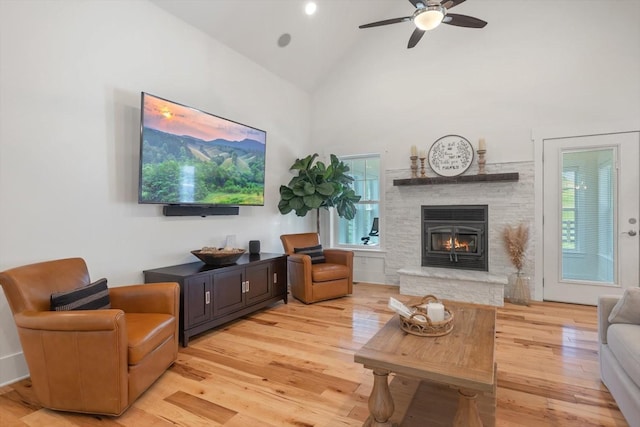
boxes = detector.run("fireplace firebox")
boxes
[421,205,488,271]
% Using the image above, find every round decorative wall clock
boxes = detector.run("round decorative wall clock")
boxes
[428,135,474,177]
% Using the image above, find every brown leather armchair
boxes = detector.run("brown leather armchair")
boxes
[0,258,179,416]
[280,233,353,304]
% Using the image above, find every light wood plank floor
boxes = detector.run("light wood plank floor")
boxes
[0,283,628,426]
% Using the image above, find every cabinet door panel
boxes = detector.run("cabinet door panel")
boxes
[213,268,245,316]
[272,257,287,298]
[245,263,271,305]
[185,275,212,327]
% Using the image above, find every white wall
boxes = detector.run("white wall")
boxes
[0,0,313,385]
[312,0,640,284]
[312,0,640,166]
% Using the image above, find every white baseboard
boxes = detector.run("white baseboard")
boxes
[0,351,29,387]
[353,273,387,284]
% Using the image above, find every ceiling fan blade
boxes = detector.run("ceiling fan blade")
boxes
[359,16,411,29]
[408,0,425,7]
[442,0,467,9]
[442,13,487,28]
[408,28,426,49]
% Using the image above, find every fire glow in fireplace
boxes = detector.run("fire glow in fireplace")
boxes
[422,205,488,271]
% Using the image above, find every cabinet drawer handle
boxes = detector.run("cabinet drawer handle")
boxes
[205,291,210,304]
[241,280,250,293]
[273,273,277,283]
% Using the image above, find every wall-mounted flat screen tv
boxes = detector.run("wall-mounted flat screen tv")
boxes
[138,92,266,206]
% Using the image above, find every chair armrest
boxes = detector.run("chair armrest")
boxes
[598,295,621,344]
[109,282,179,316]
[287,254,313,301]
[323,249,354,266]
[14,310,129,413]
[288,253,311,264]
[15,310,125,331]
[287,254,312,277]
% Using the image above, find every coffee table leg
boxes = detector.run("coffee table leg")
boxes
[364,369,395,427]
[453,388,483,427]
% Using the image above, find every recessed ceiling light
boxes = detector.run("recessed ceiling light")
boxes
[277,33,292,48]
[305,2,317,16]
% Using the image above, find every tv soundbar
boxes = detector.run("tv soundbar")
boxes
[163,205,239,217]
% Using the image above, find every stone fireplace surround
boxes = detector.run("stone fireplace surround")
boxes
[384,161,535,306]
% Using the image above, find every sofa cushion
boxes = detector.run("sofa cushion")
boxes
[125,313,175,365]
[294,245,325,264]
[311,263,350,282]
[607,323,640,388]
[50,278,110,311]
[609,288,640,324]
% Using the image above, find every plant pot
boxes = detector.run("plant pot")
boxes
[508,271,530,306]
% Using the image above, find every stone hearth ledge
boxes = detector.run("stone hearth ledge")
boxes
[398,267,507,307]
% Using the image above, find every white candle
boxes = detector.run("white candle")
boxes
[478,138,486,151]
[427,302,445,322]
[411,145,417,157]
[419,150,426,159]
[224,234,236,251]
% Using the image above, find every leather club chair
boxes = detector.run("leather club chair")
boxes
[0,257,179,416]
[280,233,353,304]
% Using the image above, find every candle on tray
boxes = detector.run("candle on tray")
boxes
[411,145,417,157]
[427,302,445,322]
[478,138,486,151]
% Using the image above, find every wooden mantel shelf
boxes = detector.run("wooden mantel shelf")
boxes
[393,172,519,186]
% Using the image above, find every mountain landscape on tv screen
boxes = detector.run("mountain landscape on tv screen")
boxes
[140,127,265,205]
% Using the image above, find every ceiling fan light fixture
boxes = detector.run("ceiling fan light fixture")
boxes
[413,6,445,31]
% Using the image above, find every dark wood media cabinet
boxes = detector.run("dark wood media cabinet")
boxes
[144,253,287,346]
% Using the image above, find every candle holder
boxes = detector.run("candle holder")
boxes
[477,149,486,175]
[398,294,454,337]
[419,156,426,178]
[410,155,418,178]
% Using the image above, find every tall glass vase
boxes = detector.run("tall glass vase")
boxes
[508,271,530,306]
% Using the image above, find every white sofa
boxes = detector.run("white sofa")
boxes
[598,294,640,427]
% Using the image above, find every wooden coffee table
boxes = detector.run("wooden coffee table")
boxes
[354,300,496,427]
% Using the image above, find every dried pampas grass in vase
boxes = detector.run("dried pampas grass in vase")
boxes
[502,223,530,305]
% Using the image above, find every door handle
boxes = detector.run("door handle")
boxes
[622,230,637,236]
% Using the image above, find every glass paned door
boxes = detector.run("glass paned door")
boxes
[543,132,639,305]
[561,149,615,283]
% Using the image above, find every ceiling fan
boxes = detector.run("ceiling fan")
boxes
[359,0,487,49]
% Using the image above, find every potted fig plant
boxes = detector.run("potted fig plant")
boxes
[278,153,361,234]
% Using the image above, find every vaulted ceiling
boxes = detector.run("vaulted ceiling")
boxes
[150,0,414,92]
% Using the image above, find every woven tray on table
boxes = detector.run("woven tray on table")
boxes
[399,294,454,337]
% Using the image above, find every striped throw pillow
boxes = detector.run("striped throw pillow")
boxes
[294,245,326,264]
[50,278,111,311]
